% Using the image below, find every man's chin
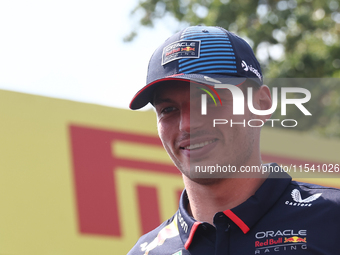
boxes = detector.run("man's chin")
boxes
[186,177,226,186]
[179,166,236,185]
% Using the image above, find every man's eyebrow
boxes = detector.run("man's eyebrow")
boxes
[153,97,175,106]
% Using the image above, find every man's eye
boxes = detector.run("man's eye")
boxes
[161,107,176,114]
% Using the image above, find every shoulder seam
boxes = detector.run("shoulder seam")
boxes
[290,181,340,192]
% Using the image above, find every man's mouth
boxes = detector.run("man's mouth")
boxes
[181,139,217,150]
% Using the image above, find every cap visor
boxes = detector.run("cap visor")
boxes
[129,74,247,110]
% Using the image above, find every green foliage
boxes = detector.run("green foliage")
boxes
[127,0,340,138]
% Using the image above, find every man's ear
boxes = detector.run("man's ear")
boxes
[253,85,273,120]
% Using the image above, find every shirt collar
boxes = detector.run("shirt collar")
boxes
[177,163,292,249]
[177,189,200,249]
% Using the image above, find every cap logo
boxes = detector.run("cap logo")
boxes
[241,60,249,71]
[162,40,201,66]
[241,59,262,81]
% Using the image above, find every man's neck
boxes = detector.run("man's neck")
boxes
[183,175,266,225]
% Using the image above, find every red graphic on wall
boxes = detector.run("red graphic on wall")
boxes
[69,125,180,237]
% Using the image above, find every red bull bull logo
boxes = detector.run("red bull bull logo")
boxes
[284,236,307,243]
[181,47,195,51]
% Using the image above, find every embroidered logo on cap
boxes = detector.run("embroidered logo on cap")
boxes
[241,59,262,81]
[162,40,200,65]
[241,60,249,71]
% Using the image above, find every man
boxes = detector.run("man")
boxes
[128,26,340,254]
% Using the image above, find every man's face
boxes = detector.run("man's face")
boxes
[153,81,263,182]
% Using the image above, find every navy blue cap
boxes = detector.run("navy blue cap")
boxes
[129,25,263,110]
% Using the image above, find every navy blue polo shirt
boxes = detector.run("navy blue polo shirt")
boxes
[128,164,340,255]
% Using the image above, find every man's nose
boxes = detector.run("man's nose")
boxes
[179,102,203,133]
